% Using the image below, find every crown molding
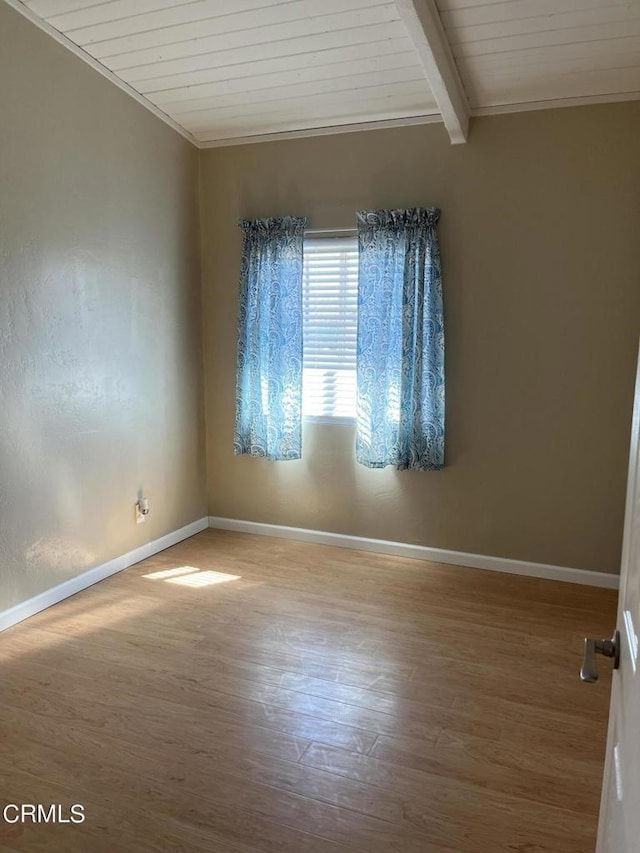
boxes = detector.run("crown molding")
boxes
[198,114,442,148]
[198,93,639,150]
[3,0,199,148]
[471,91,640,118]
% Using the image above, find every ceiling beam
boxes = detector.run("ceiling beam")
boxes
[394,0,470,144]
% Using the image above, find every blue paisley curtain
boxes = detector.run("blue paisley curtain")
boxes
[234,216,308,460]
[356,208,445,471]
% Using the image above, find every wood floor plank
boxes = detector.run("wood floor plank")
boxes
[297,741,596,849]
[0,529,616,852]
[368,729,603,815]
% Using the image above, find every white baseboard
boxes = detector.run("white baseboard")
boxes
[1,512,616,635]
[0,517,209,633]
[208,516,619,589]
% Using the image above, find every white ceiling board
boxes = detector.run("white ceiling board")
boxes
[50,0,255,32]
[149,54,421,111]
[177,78,429,127]
[143,40,416,100]
[65,0,349,46]
[120,22,411,86]
[26,0,123,14]
[77,3,402,61]
[103,7,404,71]
[464,55,640,81]
[437,0,640,110]
[447,8,640,47]
[456,23,640,58]
[439,0,635,25]
[458,37,640,72]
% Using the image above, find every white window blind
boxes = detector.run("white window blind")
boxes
[302,237,358,421]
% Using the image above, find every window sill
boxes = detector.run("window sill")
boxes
[303,416,356,427]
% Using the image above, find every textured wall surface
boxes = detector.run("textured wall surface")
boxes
[0,3,206,611]
[200,103,640,574]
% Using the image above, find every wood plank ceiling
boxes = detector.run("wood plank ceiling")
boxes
[21,0,439,144]
[16,0,640,146]
[440,0,640,111]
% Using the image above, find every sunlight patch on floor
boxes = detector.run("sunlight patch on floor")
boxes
[143,566,241,587]
[142,566,197,581]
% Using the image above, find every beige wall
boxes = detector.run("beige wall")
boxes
[200,103,640,575]
[0,3,206,611]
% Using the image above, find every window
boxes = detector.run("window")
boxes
[302,237,358,421]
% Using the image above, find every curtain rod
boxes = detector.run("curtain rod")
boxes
[304,227,357,235]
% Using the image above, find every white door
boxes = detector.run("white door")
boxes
[594,345,640,853]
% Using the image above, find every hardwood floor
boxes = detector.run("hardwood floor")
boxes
[0,529,617,852]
